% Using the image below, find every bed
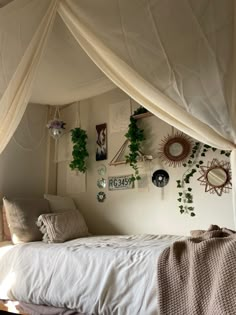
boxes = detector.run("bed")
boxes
[0,234,184,315]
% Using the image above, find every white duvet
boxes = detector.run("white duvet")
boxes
[0,234,183,315]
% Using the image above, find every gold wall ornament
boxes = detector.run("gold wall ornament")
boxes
[158,132,193,167]
[197,159,232,196]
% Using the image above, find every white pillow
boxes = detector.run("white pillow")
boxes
[0,206,3,241]
[44,194,77,213]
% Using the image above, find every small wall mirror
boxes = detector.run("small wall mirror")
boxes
[197,159,232,196]
[158,132,192,167]
[206,168,227,188]
[168,142,185,157]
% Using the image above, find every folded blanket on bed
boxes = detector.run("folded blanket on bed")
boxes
[157,225,236,315]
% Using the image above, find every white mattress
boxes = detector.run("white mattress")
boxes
[0,234,183,315]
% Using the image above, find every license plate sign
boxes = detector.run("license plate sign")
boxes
[108,175,134,191]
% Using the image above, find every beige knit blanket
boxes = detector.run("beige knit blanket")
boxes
[157,225,236,315]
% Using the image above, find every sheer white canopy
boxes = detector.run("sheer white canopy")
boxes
[0,0,236,222]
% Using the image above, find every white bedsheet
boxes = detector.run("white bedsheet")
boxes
[0,234,183,315]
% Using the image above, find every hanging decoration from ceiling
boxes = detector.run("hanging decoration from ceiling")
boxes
[197,159,232,196]
[158,132,193,167]
[46,106,66,140]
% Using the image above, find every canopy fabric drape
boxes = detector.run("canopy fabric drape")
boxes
[0,0,59,153]
[0,0,236,223]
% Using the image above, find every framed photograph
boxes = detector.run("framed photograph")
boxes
[96,123,107,161]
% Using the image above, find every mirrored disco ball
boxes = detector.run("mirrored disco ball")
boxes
[49,128,64,140]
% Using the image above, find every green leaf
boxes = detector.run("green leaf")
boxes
[178,192,183,196]
[180,210,184,214]
[190,212,196,217]
[70,128,89,173]
[177,198,182,202]
[188,188,192,191]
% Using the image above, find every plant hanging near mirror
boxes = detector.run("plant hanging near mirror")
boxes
[125,107,146,182]
[176,142,231,216]
[70,128,89,173]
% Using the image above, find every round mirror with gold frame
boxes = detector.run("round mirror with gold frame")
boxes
[158,132,193,167]
[197,159,232,196]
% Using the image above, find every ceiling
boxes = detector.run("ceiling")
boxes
[0,0,13,8]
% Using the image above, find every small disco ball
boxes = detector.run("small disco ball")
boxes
[49,127,64,140]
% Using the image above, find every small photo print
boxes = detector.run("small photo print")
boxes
[96,123,107,161]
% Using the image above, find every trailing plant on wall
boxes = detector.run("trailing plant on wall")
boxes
[70,128,89,173]
[125,107,147,182]
[176,142,231,216]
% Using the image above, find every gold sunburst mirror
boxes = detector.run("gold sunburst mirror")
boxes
[197,159,232,196]
[158,132,193,167]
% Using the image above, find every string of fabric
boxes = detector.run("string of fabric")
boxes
[12,107,47,151]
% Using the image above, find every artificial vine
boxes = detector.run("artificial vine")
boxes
[69,128,89,173]
[176,142,230,216]
[125,107,147,182]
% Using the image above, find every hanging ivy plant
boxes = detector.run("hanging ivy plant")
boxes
[69,128,89,173]
[125,107,146,182]
[133,106,148,115]
[176,142,231,216]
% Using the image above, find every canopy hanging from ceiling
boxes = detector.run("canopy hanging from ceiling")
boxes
[0,0,236,223]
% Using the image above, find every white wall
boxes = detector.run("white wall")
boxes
[0,103,50,199]
[57,89,234,236]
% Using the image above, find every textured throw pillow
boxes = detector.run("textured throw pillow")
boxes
[37,210,89,243]
[3,197,51,244]
[44,194,77,212]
